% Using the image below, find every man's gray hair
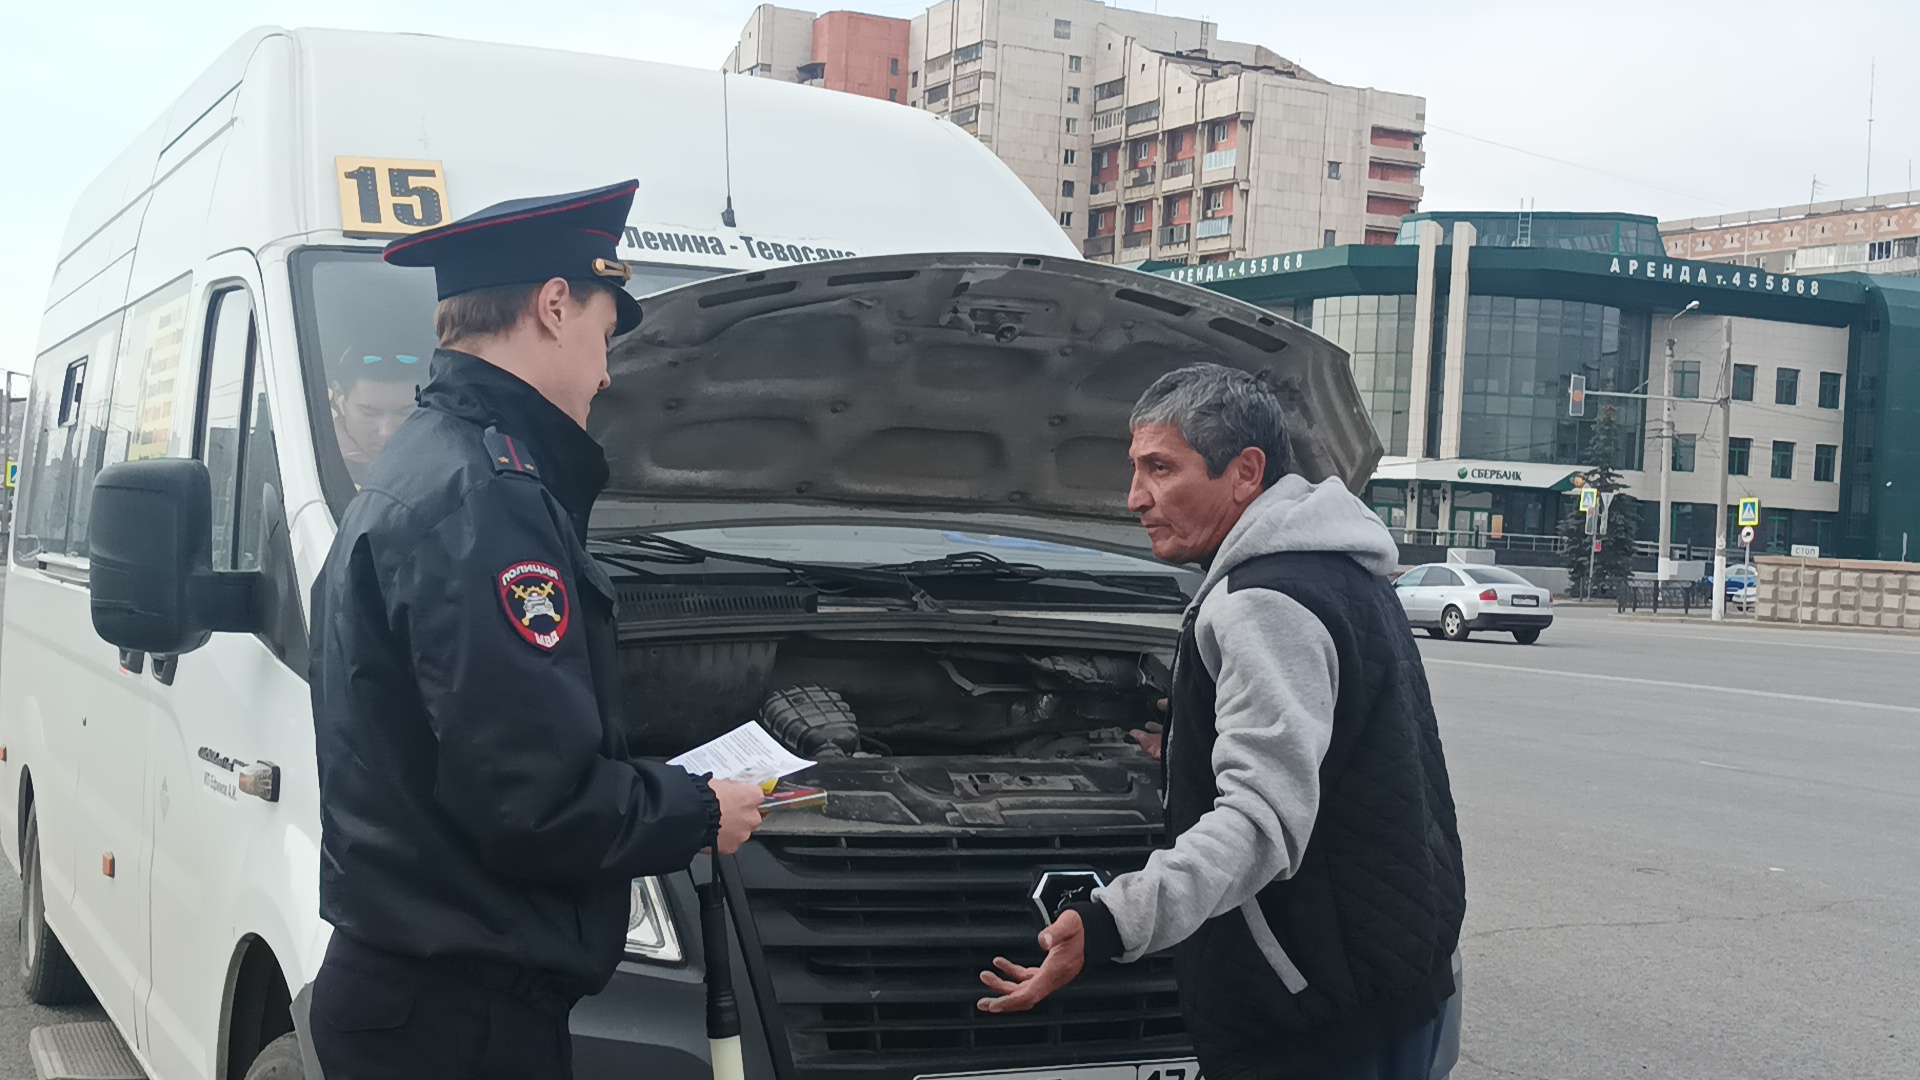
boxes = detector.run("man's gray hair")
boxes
[1130,363,1294,488]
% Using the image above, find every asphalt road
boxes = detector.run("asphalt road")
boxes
[0,572,1912,1079]
[1428,607,1920,1080]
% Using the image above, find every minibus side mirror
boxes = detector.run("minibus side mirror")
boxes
[89,459,260,656]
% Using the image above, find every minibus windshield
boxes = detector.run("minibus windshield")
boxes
[290,247,721,515]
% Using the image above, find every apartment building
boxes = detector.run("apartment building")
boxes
[725,7,910,104]
[1662,190,1920,277]
[725,1,1427,266]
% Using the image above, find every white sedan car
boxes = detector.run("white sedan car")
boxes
[1394,563,1555,644]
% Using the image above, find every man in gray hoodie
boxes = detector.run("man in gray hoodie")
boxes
[978,363,1465,1080]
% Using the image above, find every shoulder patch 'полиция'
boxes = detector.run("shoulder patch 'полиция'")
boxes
[498,561,571,650]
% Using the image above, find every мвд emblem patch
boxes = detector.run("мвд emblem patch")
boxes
[498,561,571,651]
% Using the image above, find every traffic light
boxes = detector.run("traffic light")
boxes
[1568,374,1587,418]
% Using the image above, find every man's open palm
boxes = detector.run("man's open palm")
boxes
[976,910,1086,1013]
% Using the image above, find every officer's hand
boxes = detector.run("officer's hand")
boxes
[1128,720,1165,762]
[976,909,1086,1014]
[709,780,766,855]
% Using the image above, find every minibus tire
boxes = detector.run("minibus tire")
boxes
[20,804,91,1005]
[242,1033,306,1080]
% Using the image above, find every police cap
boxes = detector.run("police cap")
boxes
[383,179,645,335]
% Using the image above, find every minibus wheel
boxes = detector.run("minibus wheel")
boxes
[19,804,90,1004]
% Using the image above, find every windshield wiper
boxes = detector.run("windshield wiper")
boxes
[867,550,1189,606]
[589,535,948,613]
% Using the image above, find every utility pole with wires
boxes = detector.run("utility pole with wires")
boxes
[1712,317,1733,622]
[1658,300,1702,578]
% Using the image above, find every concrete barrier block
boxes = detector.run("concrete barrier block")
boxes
[1838,610,1859,625]
[1802,607,1822,624]
[1882,612,1904,628]
[1819,570,1840,587]
[1860,593,1881,612]
[1862,573,1883,591]
[1840,572,1861,588]
[1817,608,1837,624]
[1906,613,1920,631]
[1755,603,1776,620]
[1819,589,1839,606]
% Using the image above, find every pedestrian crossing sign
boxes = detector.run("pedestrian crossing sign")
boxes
[1579,488,1598,513]
[4,461,14,490]
[1738,498,1760,527]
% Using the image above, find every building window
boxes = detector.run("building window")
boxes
[1092,148,1110,172]
[1728,437,1751,476]
[1672,434,1697,472]
[1064,117,1078,134]
[1061,180,1075,197]
[1672,360,1701,399]
[911,71,919,87]
[1814,443,1837,482]
[955,42,983,64]
[1067,86,1080,103]
[1771,440,1795,479]
[951,105,980,126]
[1327,160,1341,180]
[1068,55,1082,72]
[1818,370,1842,409]
[1870,239,1893,261]
[1059,210,1073,227]
[1209,120,1230,146]
[1167,129,1187,157]
[1323,229,1337,248]
[1775,367,1799,406]
[925,83,949,104]
[1204,189,1226,216]
[1063,148,1077,165]
[1732,363,1756,402]
[1129,203,1149,227]
[890,58,900,76]
[1130,139,1153,165]
[1054,18,1072,38]
[888,88,898,101]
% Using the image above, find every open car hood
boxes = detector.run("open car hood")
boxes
[595,254,1382,525]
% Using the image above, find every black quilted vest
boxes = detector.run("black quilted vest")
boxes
[1165,550,1465,1076]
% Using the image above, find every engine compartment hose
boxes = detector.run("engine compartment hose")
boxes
[759,684,860,758]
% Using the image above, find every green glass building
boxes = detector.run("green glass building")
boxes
[1159,213,1920,563]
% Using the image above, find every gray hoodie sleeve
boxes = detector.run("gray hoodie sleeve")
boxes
[1092,586,1337,962]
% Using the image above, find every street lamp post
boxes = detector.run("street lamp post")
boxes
[1712,317,1732,622]
[1658,300,1701,579]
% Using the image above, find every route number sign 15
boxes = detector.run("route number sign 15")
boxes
[336,157,451,237]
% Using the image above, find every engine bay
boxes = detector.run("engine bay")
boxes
[620,626,1174,833]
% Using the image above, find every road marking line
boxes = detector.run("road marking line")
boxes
[1421,657,1920,716]
[1696,760,1750,772]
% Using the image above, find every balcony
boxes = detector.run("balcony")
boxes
[1160,224,1191,246]
[1202,148,1237,173]
[1084,235,1115,258]
[1093,108,1123,133]
[1089,180,1113,196]
[1125,100,1161,127]
[1127,166,1157,188]
[1123,232,1149,249]
[1196,216,1232,239]
[1164,159,1194,180]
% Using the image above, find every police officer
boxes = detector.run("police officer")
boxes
[308,180,766,1080]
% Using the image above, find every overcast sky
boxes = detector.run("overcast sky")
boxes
[2,0,1915,375]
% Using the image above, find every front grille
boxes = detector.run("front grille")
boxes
[734,830,1190,1079]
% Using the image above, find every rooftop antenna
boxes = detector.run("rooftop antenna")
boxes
[1809,174,1823,213]
[720,72,739,228]
[1865,56,1875,198]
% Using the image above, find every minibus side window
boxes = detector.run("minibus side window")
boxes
[14,311,124,570]
[196,288,253,569]
[195,285,307,669]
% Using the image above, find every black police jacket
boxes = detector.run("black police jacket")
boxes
[310,349,720,997]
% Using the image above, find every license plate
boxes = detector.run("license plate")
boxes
[1510,595,1539,607]
[917,1061,1202,1080]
